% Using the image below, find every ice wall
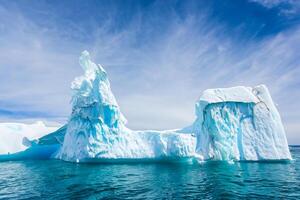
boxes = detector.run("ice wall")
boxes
[194,86,292,161]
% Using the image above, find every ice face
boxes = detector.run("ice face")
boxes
[194,85,292,161]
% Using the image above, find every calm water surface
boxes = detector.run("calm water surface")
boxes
[0,146,300,199]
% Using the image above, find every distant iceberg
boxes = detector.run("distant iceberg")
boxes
[0,122,59,161]
[0,51,291,162]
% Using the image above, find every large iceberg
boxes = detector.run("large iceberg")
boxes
[0,51,291,162]
[55,51,290,162]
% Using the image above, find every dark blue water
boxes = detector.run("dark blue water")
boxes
[0,146,300,200]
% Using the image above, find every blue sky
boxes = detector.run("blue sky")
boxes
[0,0,299,143]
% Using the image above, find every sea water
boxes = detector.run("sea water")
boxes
[0,146,299,199]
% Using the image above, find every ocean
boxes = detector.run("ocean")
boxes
[0,146,299,199]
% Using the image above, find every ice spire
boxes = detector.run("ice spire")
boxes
[56,51,127,161]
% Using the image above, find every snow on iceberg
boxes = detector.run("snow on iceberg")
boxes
[56,51,196,162]
[193,86,292,161]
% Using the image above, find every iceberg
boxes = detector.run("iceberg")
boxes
[0,51,291,162]
[55,51,290,162]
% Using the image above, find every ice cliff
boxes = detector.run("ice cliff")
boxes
[0,51,291,162]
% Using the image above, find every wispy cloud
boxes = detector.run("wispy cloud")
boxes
[249,0,300,15]
[0,3,82,123]
[0,1,299,143]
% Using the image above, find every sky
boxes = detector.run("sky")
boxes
[0,0,299,144]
